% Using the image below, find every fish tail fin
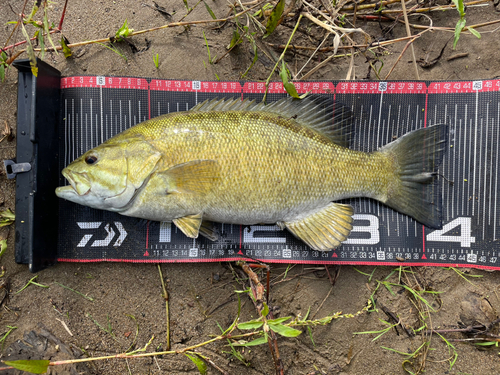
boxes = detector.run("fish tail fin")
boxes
[379,124,448,228]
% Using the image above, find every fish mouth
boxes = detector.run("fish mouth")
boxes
[57,169,91,196]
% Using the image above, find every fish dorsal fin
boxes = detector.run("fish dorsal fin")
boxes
[190,98,259,112]
[280,202,354,251]
[190,96,354,147]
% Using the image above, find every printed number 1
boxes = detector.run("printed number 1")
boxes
[426,217,476,248]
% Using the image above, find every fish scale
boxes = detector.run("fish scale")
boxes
[130,112,361,218]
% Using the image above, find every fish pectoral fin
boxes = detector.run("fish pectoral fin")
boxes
[173,213,203,238]
[161,160,220,195]
[199,220,218,241]
[281,203,354,251]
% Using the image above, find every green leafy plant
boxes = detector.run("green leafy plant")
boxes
[203,1,216,20]
[279,60,308,99]
[87,313,120,343]
[0,51,8,82]
[55,282,94,301]
[15,275,49,294]
[60,36,72,58]
[451,0,480,49]
[202,31,216,64]
[354,319,399,341]
[0,326,17,350]
[95,42,127,61]
[184,352,207,374]
[153,52,160,69]
[227,29,242,50]
[0,240,7,258]
[114,19,134,42]
[0,209,14,227]
[237,310,302,346]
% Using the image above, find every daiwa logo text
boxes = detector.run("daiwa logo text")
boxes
[76,222,128,247]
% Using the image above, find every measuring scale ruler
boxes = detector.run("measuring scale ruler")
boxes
[56,77,500,269]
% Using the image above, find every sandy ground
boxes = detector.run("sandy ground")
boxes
[1,0,500,374]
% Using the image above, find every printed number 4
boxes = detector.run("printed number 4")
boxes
[426,217,476,248]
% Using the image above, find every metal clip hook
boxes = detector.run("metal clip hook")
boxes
[3,160,32,179]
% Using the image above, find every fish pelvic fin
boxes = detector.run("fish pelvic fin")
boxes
[280,203,354,251]
[379,124,448,229]
[173,213,203,238]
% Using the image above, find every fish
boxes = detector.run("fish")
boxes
[55,96,447,251]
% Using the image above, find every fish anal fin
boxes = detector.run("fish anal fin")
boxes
[161,160,220,195]
[281,203,354,251]
[173,213,203,238]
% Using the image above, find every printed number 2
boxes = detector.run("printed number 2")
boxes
[426,217,476,248]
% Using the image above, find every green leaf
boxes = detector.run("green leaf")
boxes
[25,2,40,22]
[227,30,241,50]
[0,64,5,83]
[279,60,307,99]
[468,27,481,39]
[233,336,267,346]
[267,317,291,325]
[451,0,465,16]
[60,37,72,58]
[115,19,134,41]
[3,360,50,374]
[0,209,15,227]
[262,302,269,317]
[204,1,216,19]
[307,326,315,347]
[453,18,466,49]
[238,319,263,330]
[20,22,37,77]
[1,51,7,61]
[264,0,285,38]
[36,30,45,60]
[475,341,497,346]
[0,239,6,257]
[43,5,58,54]
[252,3,273,18]
[184,353,207,374]
[269,324,302,337]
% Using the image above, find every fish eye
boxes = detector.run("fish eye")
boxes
[85,155,98,165]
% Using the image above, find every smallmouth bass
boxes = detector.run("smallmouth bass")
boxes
[56,97,446,251]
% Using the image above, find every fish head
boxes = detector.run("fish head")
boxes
[56,140,162,211]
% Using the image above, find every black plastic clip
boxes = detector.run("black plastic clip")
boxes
[3,160,32,179]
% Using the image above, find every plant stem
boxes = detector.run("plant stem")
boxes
[58,0,69,30]
[31,1,267,53]
[263,13,303,102]
[48,329,255,367]
[157,264,170,350]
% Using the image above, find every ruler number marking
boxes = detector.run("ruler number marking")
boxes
[426,217,476,248]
